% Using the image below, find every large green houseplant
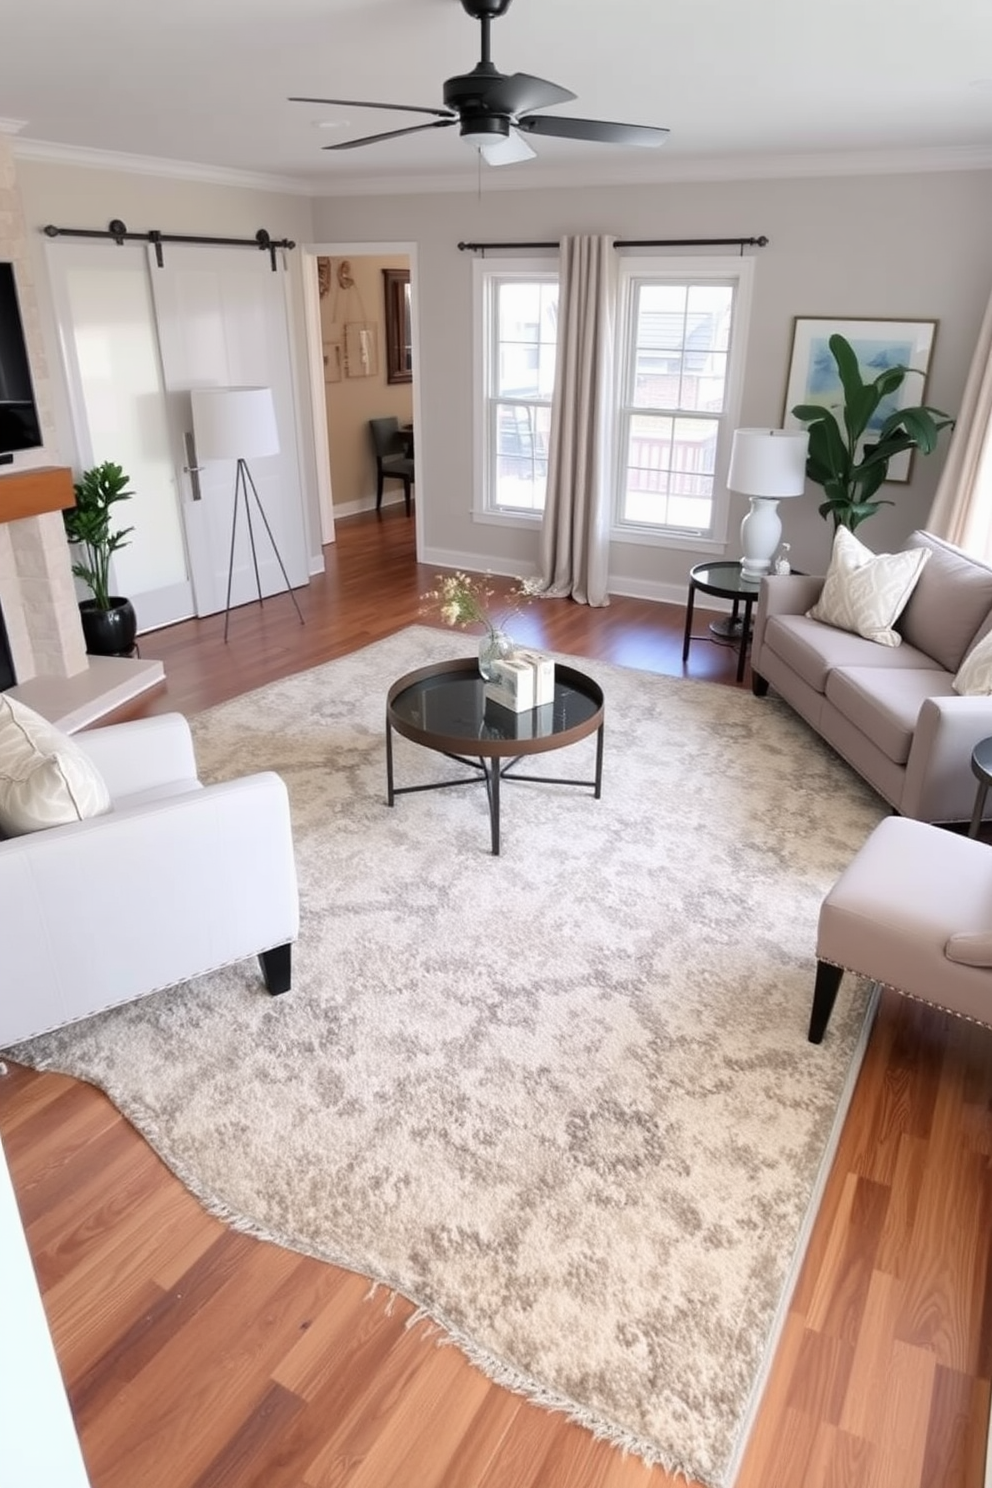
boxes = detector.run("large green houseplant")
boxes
[63,460,138,656]
[791,333,955,532]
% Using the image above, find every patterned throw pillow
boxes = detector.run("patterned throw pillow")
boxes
[807,526,930,647]
[953,628,992,695]
[0,693,111,836]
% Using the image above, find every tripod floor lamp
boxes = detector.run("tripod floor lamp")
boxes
[190,386,305,642]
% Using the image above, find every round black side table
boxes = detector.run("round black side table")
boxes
[682,561,762,684]
[969,736,992,838]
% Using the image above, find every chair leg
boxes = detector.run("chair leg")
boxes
[259,942,292,995]
[404,478,412,517]
[376,468,384,511]
[808,959,844,1043]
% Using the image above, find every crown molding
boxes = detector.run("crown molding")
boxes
[9,132,992,200]
[10,136,311,197]
[305,141,992,198]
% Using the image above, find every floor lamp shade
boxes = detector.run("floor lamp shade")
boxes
[191,387,280,461]
[188,385,303,641]
[728,428,809,579]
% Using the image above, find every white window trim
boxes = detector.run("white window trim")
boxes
[472,255,558,528]
[610,253,755,553]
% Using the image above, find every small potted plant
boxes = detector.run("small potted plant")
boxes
[63,460,137,656]
[791,333,955,532]
[421,571,532,678]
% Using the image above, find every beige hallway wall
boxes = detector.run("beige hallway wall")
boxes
[319,254,413,513]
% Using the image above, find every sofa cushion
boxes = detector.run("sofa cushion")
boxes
[0,694,111,836]
[762,614,937,695]
[897,530,992,671]
[808,526,929,646]
[824,666,956,765]
[953,627,992,696]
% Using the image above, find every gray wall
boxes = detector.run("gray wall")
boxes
[314,168,992,598]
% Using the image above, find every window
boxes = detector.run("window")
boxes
[615,259,752,545]
[474,254,751,541]
[475,264,558,517]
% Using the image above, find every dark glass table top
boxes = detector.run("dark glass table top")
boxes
[689,560,763,599]
[387,658,604,757]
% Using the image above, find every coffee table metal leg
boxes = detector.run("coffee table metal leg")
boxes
[970,780,989,839]
[385,717,395,805]
[594,723,604,798]
[490,757,501,855]
[682,582,696,663]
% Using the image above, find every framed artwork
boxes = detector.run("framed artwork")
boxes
[383,268,412,384]
[782,317,938,482]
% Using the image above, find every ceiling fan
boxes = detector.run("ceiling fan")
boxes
[290,0,669,167]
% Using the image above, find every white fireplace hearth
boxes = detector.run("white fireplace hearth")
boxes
[0,468,163,731]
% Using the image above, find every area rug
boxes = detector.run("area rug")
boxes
[9,626,887,1487]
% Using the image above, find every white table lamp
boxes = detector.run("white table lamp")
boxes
[727,428,809,580]
[190,386,304,641]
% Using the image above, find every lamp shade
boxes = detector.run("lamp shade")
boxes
[727,428,809,499]
[191,386,280,460]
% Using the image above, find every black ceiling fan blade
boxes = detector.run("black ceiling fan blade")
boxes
[324,119,457,151]
[290,96,454,121]
[517,115,669,148]
[477,72,576,117]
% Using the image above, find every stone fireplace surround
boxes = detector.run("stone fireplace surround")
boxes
[0,466,163,731]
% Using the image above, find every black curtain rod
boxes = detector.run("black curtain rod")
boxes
[457,235,768,253]
[42,220,296,270]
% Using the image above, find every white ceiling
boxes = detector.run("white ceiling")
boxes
[5,0,992,196]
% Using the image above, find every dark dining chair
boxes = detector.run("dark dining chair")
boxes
[369,417,415,516]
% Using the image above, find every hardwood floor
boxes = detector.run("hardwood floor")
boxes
[2,508,991,1488]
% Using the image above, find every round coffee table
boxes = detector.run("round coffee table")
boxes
[386,657,605,855]
[682,560,762,683]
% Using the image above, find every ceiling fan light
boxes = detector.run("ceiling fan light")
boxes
[459,115,510,149]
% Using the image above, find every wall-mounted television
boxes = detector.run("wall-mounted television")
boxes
[0,261,43,465]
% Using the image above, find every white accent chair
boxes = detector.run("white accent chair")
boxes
[811,816,992,1042]
[0,712,299,1048]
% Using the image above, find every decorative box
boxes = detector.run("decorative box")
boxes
[512,649,556,706]
[484,656,536,712]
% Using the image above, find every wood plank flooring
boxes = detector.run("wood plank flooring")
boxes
[2,508,990,1488]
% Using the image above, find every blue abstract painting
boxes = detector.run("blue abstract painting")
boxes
[805,335,914,433]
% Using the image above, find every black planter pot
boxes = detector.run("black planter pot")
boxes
[79,598,137,657]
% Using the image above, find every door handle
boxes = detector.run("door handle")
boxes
[183,430,204,501]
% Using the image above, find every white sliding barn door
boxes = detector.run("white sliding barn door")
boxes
[149,245,308,617]
[48,240,194,630]
[49,240,309,627]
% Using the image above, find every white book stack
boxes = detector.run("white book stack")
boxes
[484,651,557,713]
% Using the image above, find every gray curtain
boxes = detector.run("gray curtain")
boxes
[534,234,617,607]
[927,281,992,555]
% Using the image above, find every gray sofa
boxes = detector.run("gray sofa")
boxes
[750,530,992,825]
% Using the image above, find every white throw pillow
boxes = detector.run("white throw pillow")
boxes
[807,526,930,647]
[0,694,111,836]
[953,628,992,696]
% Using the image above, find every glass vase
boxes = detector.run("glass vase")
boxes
[478,628,514,680]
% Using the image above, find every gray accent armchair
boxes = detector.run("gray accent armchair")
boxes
[810,816,992,1042]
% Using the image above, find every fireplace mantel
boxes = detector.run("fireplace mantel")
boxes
[0,466,74,524]
[0,464,164,730]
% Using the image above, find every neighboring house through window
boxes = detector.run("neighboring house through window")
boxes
[474,253,754,549]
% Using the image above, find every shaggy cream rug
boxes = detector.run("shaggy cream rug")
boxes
[11,627,887,1487]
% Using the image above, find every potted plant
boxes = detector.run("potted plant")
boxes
[63,460,137,656]
[791,333,955,532]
